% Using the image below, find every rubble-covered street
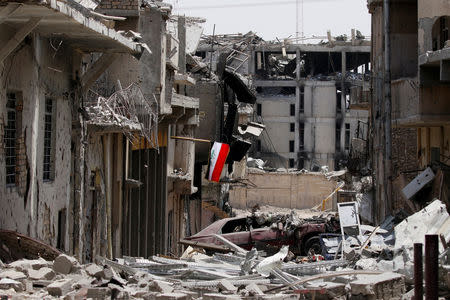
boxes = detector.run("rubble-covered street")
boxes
[0,199,449,299]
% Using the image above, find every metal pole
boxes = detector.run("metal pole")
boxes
[383,0,392,218]
[209,24,215,78]
[425,235,438,300]
[414,243,423,300]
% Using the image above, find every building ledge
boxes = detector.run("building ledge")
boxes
[393,114,450,127]
[174,73,196,85]
[171,93,199,109]
[0,0,141,53]
[419,48,450,66]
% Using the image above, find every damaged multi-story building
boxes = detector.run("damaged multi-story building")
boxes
[0,0,207,261]
[196,33,371,171]
[367,0,450,222]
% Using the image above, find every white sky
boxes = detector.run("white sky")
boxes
[167,0,371,41]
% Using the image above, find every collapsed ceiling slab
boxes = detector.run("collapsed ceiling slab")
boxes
[0,0,141,53]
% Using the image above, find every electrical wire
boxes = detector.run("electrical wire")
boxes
[174,0,332,10]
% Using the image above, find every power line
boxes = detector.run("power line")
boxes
[174,0,332,10]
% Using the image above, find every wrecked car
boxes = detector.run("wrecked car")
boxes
[184,215,340,256]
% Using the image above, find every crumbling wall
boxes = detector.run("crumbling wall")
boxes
[418,0,450,55]
[229,171,337,210]
[98,0,139,11]
[0,35,72,250]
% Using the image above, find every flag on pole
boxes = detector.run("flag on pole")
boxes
[208,142,230,182]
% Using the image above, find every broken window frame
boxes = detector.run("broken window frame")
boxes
[299,123,305,151]
[256,103,262,116]
[5,92,17,186]
[290,104,295,116]
[289,158,295,168]
[256,139,261,152]
[289,140,295,153]
[290,123,295,132]
[336,123,341,152]
[345,123,351,151]
[299,88,304,113]
[43,98,56,182]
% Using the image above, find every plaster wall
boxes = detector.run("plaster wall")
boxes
[0,35,73,250]
[229,171,337,210]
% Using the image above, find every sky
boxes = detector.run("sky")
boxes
[167,0,371,42]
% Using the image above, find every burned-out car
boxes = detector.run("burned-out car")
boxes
[184,214,340,255]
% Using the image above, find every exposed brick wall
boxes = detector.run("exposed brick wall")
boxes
[98,0,139,10]
[391,127,419,211]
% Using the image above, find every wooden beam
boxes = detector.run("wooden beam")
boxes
[81,53,118,91]
[0,17,42,64]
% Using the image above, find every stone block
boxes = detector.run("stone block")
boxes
[101,266,114,280]
[0,278,23,292]
[64,288,88,300]
[86,287,111,298]
[47,279,73,297]
[85,264,103,278]
[0,270,26,280]
[156,292,190,300]
[53,254,78,275]
[350,272,405,299]
[149,280,174,293]
[28,267,55,280]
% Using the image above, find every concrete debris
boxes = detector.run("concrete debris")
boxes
[0,199,448,298]
[53,254,79,275]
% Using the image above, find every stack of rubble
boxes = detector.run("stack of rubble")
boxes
[0,200,447,299]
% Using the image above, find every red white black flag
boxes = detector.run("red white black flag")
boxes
[208,142,230,182]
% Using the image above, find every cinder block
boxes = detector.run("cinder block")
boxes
[53,254,78,275]
[47,279,73,297]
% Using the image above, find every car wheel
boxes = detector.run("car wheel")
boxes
[304,236,321,256]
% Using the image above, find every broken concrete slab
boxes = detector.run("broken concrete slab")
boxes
[156,292,191,300]
[245,283,264,296]
[394,199,450,253]
[53,254,79,275]
[0,269,27,280]
[203,293,242,300]
[28,267,55,280]
[218,279,238,293]
[149,280,174,293]
[86,287,111,298]
[0,278,23,292]
[85,263,103,278]
[47,278,73,297]
[350,272,405,299]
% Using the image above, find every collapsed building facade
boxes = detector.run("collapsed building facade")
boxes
[367,0,450,222]
[0,0,207,261]
[196,33,371,171]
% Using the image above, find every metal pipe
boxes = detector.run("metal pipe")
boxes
[425,235,438,300]
[383,0,392,217]
[414,243,423,300]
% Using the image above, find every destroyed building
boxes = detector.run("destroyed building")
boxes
[196,33,371,171]
[367,0,450,222]
[0,0,207,261]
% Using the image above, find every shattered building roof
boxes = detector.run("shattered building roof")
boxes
[0,0,142,53]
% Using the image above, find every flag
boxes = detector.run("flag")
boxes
[208,142,230,182]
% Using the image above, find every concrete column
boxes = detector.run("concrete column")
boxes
[340,51,346,153]
[177,16,186,74]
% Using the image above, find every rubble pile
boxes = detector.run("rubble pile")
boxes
[0,200,448,299]
[0,248,405,299]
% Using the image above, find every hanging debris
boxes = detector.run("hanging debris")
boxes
[85,83,159,148]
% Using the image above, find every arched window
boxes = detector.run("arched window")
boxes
[432,16,449,51]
